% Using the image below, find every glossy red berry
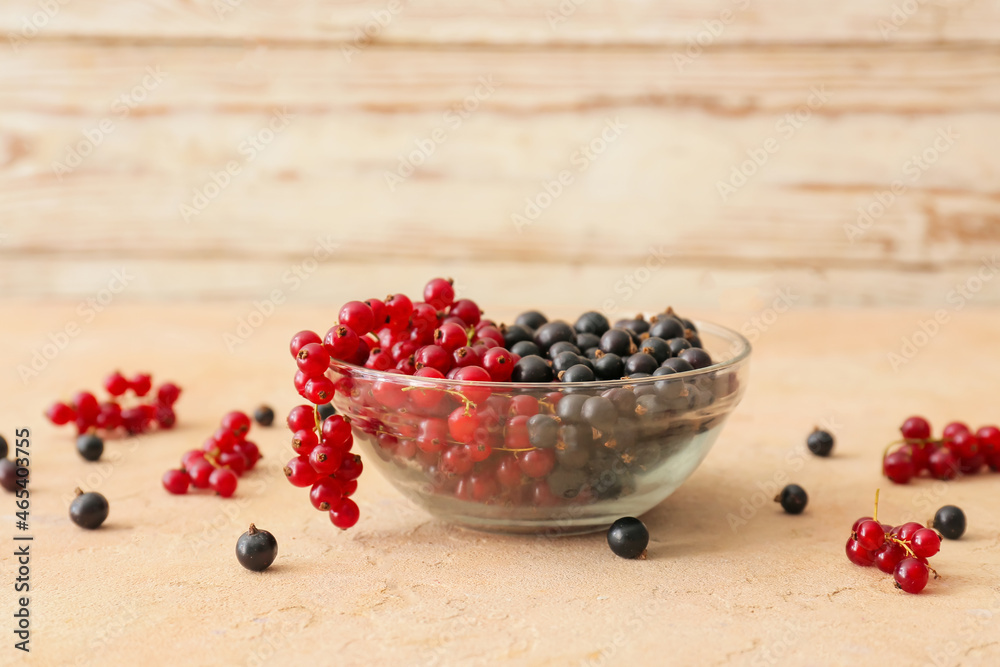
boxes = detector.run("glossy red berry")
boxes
[910,528,941,559]
[441,446,474,476]
[894,558,929,594]
[291,429,320,455]
[433,323,468,353]
[928,448,959,480]
[942,421,970,441]
[336,454,363,481]
[519,448,556,478]
[900,416,931,441]
[303,377,335,405]
[338,300,375,336]
[448,299,481,326]
[324,324,360,361]
[454,366,492,403]
[883,450,915,484]
[221,411,251,438]
[291,330,323,358]
[162,469,190,495]
[845,538,876,567]
[855,519,886,552]
[423,278,455,310]
[893,521,924,542]
[481,347,515,382]
[284,456,317,488]
[416,418,448,453]
[296,342,332,377]
[209,467,238,498]
[129,373,152,397]
[384,293,413,331]
[310,478,344,510]
[448,407,482,444]
[949,431,979,459]
[187,460,214,489]
[73,391,100,422]
[46,402,76,425]
[156,382,182,406]
[329,497,360,529]
[287,405,316,432]
[309,445,343,476]
[874,542,907,574]
[103,371,129,397]
[218,451,247,476]
[320,415,353,450]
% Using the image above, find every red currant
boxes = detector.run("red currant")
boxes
[414,345,452,375]
[309,444,343,475]
[894,558,929,594]
[338,300,375,336]
[287,405,317,432]
[329,497,360,529]
[221,411,251,438]
[454,366,492,403]
[948,431,979,459]
[103,371,129,397]
[129,373,153,397]
[900,416,931,441]
[310,478,344,510]
[481,347,515,382]
[928,448,959,480]
[364,298,388,328]
[291,429,319,456]
[855,519,886,551]
[874,542,907,574]
[284,456,318,487]
[448,299,481,326]
[433,323,468,353]
[416,418,448,453]
[320,415,352,450]
[304,377,335,405]
[290,330,323,358]
[156,382,182,406]
[452,346,481,369]
[883,450,915,484]
[336,454,363,481]
[45,402,76,425]
[496,455,523,487]
[209,467,238,497]
[188,460,215,489]
[448,407,481,444]
[423,277,455,310]
[218,451,247,476]
[519,449,556,478]
[384,293,413,331]
[324,324,360,361]
[845,538,876,567]
[162,469,190,495]
[910,528,941,558]
[296,343,332,377]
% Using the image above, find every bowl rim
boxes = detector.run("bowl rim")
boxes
[328,318,751,391]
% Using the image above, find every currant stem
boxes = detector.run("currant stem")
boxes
[873,488,880,523]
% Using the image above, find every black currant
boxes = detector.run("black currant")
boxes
[510,355,553,383]
[679,317,698,333]
[76,433,104,462]
[678,348,712,370]
[601,387,637,416]
[556,425,592,469]
[551,351,584,374]
[317,402,337,422]
[776,484,808,515]
[666,337,691,356]
[533,321,576,354]
[502,323,535,347]
[639,337,671,364]
[661,357,693,373]
[615,317,649,337]
[624,353,658,376]
[548,341,582,359]
[581,396,617,432]
[515,310,548,330]
[253,405,275,427]
[607,517,649,559]
[0,459,18,492]
[575,332,601,351]
[684,330,703,348]
[527,414,559,448]
[69,489,109,529]
[933,505,966,540]
[236,523,278,572]
[510,340,541,358]
[648,316,685,341]
[574,311,610,336]
[556,394,589,422]
[560,364,595,383]
[806,428,835,457]
[0,434,7,459]
[599,329,634,357]
[593,352,625,381]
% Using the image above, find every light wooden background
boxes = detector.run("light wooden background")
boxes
[2,1,1000,310]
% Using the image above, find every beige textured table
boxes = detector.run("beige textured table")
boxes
[2,302,999,666]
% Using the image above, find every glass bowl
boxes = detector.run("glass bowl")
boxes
[329,320,750,535]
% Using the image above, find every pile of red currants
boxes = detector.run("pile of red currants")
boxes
[883,416,1000,484]
[45,372,181,436]
[162,411,262,497]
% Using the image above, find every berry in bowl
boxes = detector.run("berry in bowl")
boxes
[284,279,750,535]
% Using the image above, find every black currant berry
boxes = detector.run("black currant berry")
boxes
[639,337,671,364]
[649,316,685,341]
[661,357,693,374]
[560,364,596,383]
[0,434,7,459]
[552,351,584,374]
[527,414,559,448]
[593,352,625,381]
[574,311,610,336]
[510,340,541,358]
[317,403,337,422]
[575,332,601,351]
[776,484,808,515]
[511,355,554,383]
[666,337,691,356]
[0,459,18,492]
[581,396,617,432]
[515,310,548,330]
[254,405,275,427]
[624,353,658,376]
[599,329,634,357]
[607,517,649,559]
[555,425,592,469]
[548,342,582,360]
[76,433,104,462]
[533,321,576,354]
[236,523,278,572]
[69,489,109,529]
[502,323,535,347]
[602,387,637,416]
[615,318,650,337]
[556,394,589,422]
[933,505,966,540]
[678,348,712,370]
[806,428,835,457]
[679,317,698,333]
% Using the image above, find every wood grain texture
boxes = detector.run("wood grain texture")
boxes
[2,0,999,44]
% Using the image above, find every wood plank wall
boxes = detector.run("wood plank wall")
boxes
[1,1,999,309]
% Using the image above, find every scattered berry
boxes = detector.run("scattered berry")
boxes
[76,433,104,462]
[607,517,649,559]
[932,505,966,540]
[254,405,275,427]
[162,469,191,495]
[806,428,835,457]
[776,484,808,514]
[69,489,109,529]
[0,459,19,493]
[236,524,278,571]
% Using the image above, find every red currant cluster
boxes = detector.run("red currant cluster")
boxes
[283,406,362,529]
[883,416,1000,484]
[45,372,181,436]
[162,411,261,497]
[846,492,941,594]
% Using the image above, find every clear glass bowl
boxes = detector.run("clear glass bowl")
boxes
[329,320,750,535]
